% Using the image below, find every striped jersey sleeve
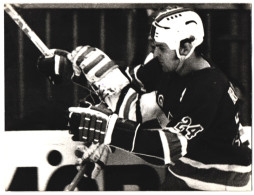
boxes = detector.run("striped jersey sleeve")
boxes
[167,147,252,191]
[110,117,251,190]
[110,119,188,165]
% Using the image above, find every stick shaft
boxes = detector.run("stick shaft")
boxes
[65,163,88,191]
[4,3,53,56]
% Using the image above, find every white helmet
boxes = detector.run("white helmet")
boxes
[150,7,204,60]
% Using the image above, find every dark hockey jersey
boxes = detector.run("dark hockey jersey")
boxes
[110,58,251,190]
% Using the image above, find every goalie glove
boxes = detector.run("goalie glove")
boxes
[37,49,72,85]
[69,46,130,98]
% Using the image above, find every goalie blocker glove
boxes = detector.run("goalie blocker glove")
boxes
[37,49,73,85]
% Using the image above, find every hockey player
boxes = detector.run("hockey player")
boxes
[37,6,251,191]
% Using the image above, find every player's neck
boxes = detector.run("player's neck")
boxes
[177,55,210,76]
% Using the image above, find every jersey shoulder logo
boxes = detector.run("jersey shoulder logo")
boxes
[174,116,204,140]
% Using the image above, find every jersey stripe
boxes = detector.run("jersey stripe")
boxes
[159,130,171,164]
[114,84,131,114]
[167,132,182,162]
[54,55,60,75]
[158,128,188,164]
[163,128,188,161]
[130,124,141,152]
[118,88,137,120]
[177,134,188,157]
[126,65,145,91]
[168,167,251,191]
[180,157,251,173]
[169,158,251,188]
[124,93,138,119]
[135,93,142,123]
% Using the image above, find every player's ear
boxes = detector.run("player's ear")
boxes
[179,37,194,56]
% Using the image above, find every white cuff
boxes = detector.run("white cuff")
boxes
[54,55,61,75]
[104,114,118,144]
[159,130,171,164]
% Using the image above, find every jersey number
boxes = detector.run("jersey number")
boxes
[174,116,204,140]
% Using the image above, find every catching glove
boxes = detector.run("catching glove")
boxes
[37,49,72,85]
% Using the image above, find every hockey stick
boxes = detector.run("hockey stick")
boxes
[64,159,92,191]
[4,3,53,57]
[4,4,98,92]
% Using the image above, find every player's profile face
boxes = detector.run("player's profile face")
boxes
[153,41,179,73]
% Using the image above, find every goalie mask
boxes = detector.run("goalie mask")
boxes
[150,7,204,60]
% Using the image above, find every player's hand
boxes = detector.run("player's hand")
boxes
[68,101,118,145]
[68,45,118,83]
[37,49,70,85]
[75,143,111,179]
